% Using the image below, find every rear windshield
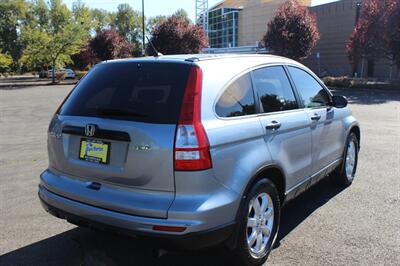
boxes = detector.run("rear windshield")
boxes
[59,62,191,124]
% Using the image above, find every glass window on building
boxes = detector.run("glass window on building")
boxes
[208,7,240,48]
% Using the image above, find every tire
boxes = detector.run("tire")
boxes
[334,132,359,187]
[232,179,281,266]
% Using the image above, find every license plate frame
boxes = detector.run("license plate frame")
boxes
[79,138,111,165]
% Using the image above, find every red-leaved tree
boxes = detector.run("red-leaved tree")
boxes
[89,28,134,62]
[346,0,384,76]
[146,15,208,55]
[71,44,96,70]
[263,0,320,61]
[387,0,400,70]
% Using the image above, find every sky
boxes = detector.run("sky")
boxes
[63,0,338,21]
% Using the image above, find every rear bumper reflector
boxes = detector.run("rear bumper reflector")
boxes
[153,225,187,233]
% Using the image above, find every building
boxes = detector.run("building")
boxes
[200,0,396,79]
[204,0,311,49]
[304,0,397,79]
[208,7,240,48]
[304,0,360,77]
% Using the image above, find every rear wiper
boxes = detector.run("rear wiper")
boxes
[96,107,147,118]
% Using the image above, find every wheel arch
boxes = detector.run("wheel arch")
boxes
[226,164,286,250]
[236,164,286,220]
[349,125,361,149]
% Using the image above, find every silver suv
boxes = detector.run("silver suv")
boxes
[39,54,360,266]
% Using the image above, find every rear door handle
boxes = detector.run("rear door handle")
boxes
[310,113,321,121]
[266,121,281,130]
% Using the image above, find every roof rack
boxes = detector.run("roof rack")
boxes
[185,57,200,62]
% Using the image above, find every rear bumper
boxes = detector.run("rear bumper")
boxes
[38,168,239,249]
[39,187,234,249]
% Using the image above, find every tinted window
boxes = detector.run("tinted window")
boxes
[288,67,331,108]
[252,66,298,113]
[59,62,191,124]
[216,73,256,117]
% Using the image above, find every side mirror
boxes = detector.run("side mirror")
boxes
[332,95,348,108]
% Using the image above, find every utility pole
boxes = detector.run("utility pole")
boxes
[142,0,145,56]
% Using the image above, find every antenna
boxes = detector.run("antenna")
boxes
[146,36,163,57]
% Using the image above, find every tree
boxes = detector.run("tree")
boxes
[71,44,95,70]
[112,4,141,44]
[346,0,385,77]
[0,52,13,74]
[110,4,143,56]
[0,0,27,68]
[88,28,133,62]
[173,9,190,23]
[147,15,208,55]
[263,0,320,61]
[91,8,111,31]
[72,0,92,34]
[21,23,87,82]
[26,0,49,30]
[48,0,70,34]
[147,15,166,33]
[20,0,89,82]
[387,0,400,71]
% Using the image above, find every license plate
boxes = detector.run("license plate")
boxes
[79,138,110,164]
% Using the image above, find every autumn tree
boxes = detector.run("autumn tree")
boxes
[173,9,190,23]
[147,15,208,55]
[88,28,133,62]
[346,0,386,77]
[147,15,166,33]
[387,0,400,71]
[263,0,320,61]
[71,44,95,70]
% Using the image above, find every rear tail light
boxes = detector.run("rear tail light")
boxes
[174,66,212,171]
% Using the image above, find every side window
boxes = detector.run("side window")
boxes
[288,67,331,108]
[216,73,256,118]
[252,66,298,113]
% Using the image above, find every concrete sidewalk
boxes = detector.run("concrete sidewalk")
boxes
[0,75,77,89]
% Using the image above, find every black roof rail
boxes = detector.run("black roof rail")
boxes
[185,57,200,62]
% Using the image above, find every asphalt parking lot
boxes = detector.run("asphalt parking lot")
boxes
[0,85,399,266]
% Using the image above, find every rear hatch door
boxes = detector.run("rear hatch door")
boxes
[47,61,192,218]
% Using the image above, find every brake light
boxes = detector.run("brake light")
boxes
[174,66,212,171]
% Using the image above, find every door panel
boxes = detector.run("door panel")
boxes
[287,66,345,175]
[258,111,312,189]
[306,108,344,174]
[252,66,313,190]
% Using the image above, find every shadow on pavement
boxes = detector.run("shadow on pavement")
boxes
[332,88,400,105]
[0,177,345,266]
[277,177,344,243]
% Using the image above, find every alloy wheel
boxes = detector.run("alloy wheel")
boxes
[246,192,274,258]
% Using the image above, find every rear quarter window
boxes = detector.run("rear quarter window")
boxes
[59,62,191,124]
[215,73,256,118]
